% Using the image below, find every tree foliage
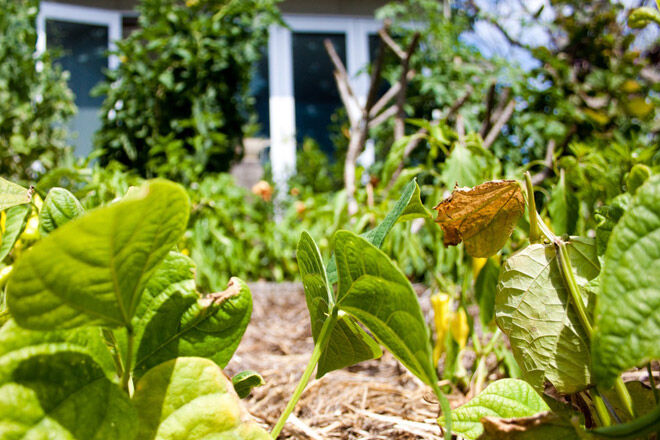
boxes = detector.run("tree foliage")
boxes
[93,0,280,183]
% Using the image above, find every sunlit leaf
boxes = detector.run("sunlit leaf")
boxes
[7,180,190,330]
[297,232,381,378]
[495,238,600,393]
[0,177,32,211]
[38,187,84,236]
[592,175,660,387]
[133,357,270,440]
[441,379,549,440]
[434,180,525,258]
[0,205,30,262]
[132,252,252,377]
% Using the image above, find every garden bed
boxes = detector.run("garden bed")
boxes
[226,282,467,439]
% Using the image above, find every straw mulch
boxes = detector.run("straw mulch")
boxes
[225,282,467,440]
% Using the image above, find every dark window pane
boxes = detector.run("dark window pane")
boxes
[250,44,270,138]
[46,19,108,107]
[292,32,346,154]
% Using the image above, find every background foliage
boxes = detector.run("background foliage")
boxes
[0,0,75,182]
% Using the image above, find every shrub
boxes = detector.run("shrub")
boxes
[0,0,76,182]
[93,0,280,183]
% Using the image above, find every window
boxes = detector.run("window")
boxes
[37,2,121,157]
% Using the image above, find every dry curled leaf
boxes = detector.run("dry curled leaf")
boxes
[434,180,525,258]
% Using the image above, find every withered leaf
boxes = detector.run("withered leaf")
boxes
[434,180,524,258]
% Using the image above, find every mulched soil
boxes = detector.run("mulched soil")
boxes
[225,282,469,440]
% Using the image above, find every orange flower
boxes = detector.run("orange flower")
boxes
[251,180,273,202]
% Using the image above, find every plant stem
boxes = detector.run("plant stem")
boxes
[121,327,134,394]
[271,311,338,439]
[524,172,542,243]
[648,363,660,404]
[555,238,636,420]
[431,380,453,439]
[593,388,612,427]
[554,239,593,337]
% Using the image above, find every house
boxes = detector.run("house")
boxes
[37,0,388,184]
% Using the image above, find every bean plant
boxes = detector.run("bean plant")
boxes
[0,177,269,439]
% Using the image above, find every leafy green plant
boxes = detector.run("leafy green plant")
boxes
[0,0,76,182]
[0,178,267,438]
[93,0,280,183]
[434,171,660,438]
[272,179,455,438]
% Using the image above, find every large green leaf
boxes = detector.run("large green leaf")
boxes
[549,169,578,236]
[441,142,483,188]
[297,232,381,378]
[133,357,270,440]
[495,238,600,393]
[38,187,84,236]
[7,180,189,330]
[0,319,116,379]
[0,177,31,211]
[334,231,437,387]
[0,204,30,262]
[478,412,580,440]
[441,379,549,440]
[592,175,660,387]
[326,179,429,284]
[0,321,136,440]
[132,252,252,377]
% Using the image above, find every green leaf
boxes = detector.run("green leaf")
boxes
[0,319,117,379]
[549,169,578,236]
[475,258,500,326]
[0,204,30,262]
[594,194,631,257]
[0,321,137,440]
[592,403,660,439]
[625,164,651,195]
[132,252,252,377]
[326,179,430,284]
[601,381,660,423]
[442,142,482,188]
[495,238,600,393]
[7,180,190,330]
[38,187,84,236]
[232,370,264,398]
[0,177,31,211]
[441,379,549,440]
[592,175,660,387]
[297,232,381,378]
[334,231,437,387]
[133,357,270,440]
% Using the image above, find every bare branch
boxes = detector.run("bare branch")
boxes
[324,39,361,125]
[368,105,398,128]
[364,26,387,113]
[531,139,556,185]
[394,32,421,140]
[444,85,473,120]
[480,82,497,137]
[378,27,406,60]
[369,70,415,118]
[483,99,515,149]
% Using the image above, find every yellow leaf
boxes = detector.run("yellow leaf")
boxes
[625,96,654,119]
[583,108,610,125]
[472,257,488,279]
[434,180,525,258]
[621,79,641,93]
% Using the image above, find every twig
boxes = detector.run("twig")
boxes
[483,99,515,149]
[369,70,415,118]
[287,413,326,440]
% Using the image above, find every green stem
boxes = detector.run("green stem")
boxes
[121,327,134,394]
[271,311,338,439]
[431,380,453,439]
[647,363,659,404]
[615,377,636,419]
[593,388,613,427]
[554,239,593,337]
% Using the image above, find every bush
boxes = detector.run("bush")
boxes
[93,0,280,183]
[0,0,76,182]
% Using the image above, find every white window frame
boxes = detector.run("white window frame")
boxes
[36,2,122,70]
[268,14,381,187]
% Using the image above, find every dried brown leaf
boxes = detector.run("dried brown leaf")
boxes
[434,180,524,258]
